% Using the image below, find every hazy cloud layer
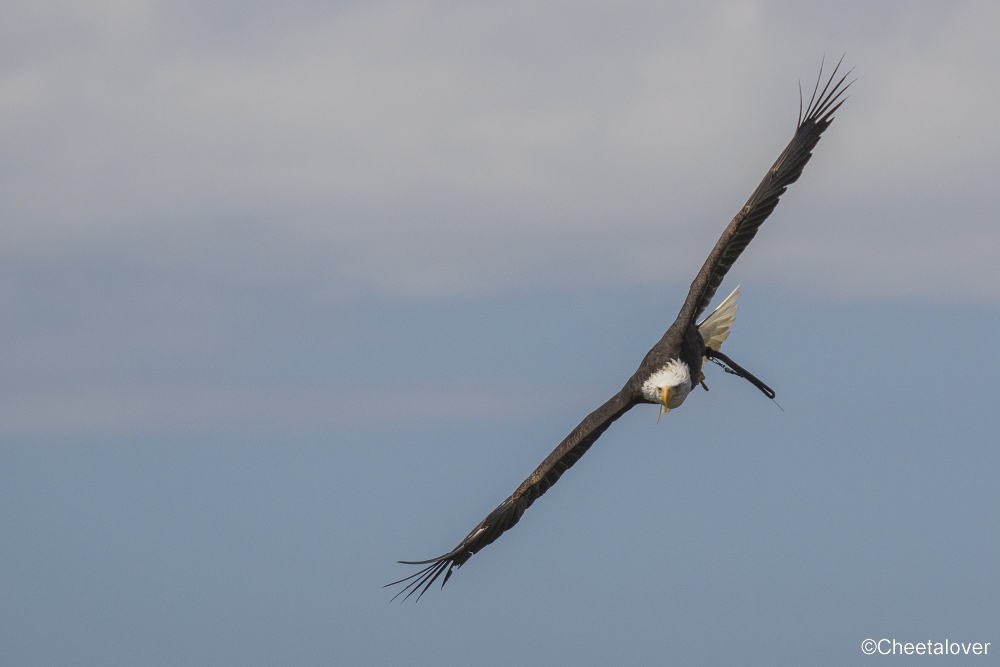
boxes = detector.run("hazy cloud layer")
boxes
[2,0,998,296]
[2,1,998,435]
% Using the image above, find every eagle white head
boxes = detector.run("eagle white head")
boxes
[641,359,692,422]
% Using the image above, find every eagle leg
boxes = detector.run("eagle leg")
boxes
[704,348,776,399]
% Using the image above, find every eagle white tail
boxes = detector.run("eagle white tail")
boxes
[697,285,740,352]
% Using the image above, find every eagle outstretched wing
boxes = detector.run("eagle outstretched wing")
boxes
[675,57,852,329]
[386,389,636,601]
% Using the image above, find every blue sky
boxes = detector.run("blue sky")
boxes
[1,1,998,665]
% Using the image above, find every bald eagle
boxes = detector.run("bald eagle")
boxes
[388,60,851,601]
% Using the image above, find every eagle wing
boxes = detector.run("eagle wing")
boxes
[675,58,852,329]
[386,389,637,601]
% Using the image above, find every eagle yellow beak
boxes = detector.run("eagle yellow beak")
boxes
[657,386,671,423]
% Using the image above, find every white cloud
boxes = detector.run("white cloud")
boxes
[2,1,999,435]
[0,380,594,437]
[3,0,996,299]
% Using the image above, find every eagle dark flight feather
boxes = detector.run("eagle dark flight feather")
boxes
[387,60,851,601]
[677,59,851,328]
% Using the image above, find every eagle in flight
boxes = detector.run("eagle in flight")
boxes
[388,59,851,601]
